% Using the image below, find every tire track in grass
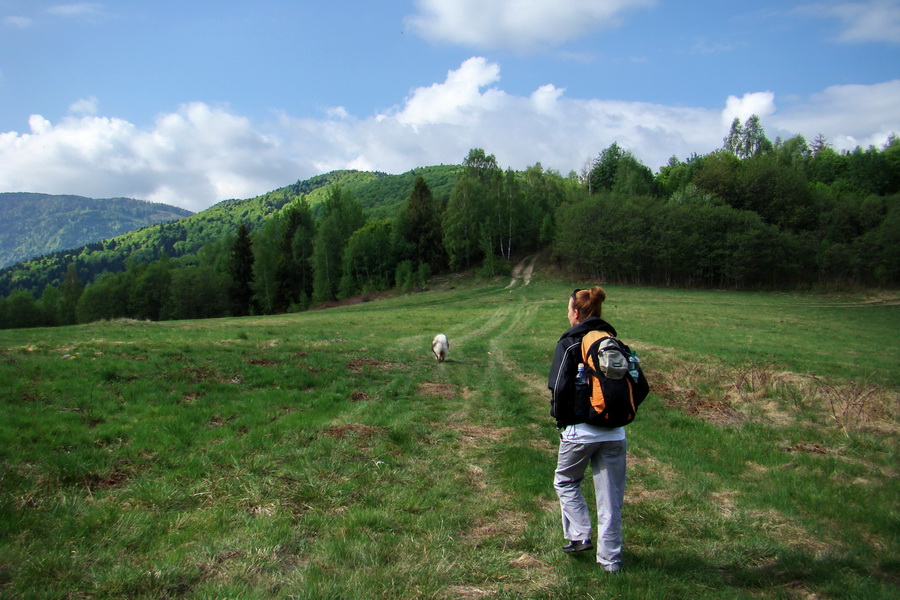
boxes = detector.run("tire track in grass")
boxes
[387,287,510,360]
[465,297,558,595]
[383,295,543,596]
[483,299,553,418]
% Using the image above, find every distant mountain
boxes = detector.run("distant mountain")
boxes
[0,166,460,297]
[0,193,194,269]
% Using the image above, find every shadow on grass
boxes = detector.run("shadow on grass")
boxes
[561,547,896,598]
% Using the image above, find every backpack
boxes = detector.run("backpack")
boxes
[574,330,650,427]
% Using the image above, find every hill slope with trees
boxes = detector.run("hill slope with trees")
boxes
[0,121,897,329]
[0,193,194,269]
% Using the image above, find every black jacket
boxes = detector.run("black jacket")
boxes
[548,316,618,428]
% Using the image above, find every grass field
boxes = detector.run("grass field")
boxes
[1,273,897,599]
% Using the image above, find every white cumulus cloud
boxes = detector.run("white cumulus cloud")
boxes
[392,57,503,127]
[723,92,777,127]
[771,79,900,148]
[0,59,897,212]
[405,0,655,51]
[0,103,297,212]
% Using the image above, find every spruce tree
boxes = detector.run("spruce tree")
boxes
[229,223,254,316]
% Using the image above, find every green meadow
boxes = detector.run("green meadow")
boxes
[0,276,897,599]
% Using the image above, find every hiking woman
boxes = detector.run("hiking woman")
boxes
[548,286,626,573]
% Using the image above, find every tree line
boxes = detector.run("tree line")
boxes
[1,119,897,329]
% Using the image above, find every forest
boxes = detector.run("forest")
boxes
[0,193,193,269]
[0,115,897,329]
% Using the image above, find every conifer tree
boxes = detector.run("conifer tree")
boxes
[58,263,83,325]
[399,175,444,271]
[588,142,626,193]
[229,223,254,316]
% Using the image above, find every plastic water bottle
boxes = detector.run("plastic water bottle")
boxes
[575,363,589,396]
[628,351,640,383]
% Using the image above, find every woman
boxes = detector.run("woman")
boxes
[548,286,626,573]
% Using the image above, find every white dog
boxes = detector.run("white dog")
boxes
[432,334,449,362]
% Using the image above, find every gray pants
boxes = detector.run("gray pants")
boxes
[554,439,626,566]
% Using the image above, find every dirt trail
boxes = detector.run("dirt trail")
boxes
[505,255,537,289]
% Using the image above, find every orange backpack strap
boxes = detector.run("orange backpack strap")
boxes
[581,330,611,370]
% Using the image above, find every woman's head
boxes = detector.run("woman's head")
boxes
[568,286,606,326]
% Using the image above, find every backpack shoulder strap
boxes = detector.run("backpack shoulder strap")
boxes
[580,330,612,364]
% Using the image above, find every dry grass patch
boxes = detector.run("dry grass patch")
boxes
[467,463,487,489]
[722,363,899,433]
[507,553,556,599]
[443,585,494,599]
[453,424,513,449]
[645,346,898,434]
[524,424,556,455]
[645,350,746,426]
[628,454,680,504]
[418,382,457,400]
[745,508,845,557]
[655,376,745,425]
[810,376,899,434]
[511,553,548,569]
[710,490,738,518]
[463,509,529,546]
[320,423,386,441]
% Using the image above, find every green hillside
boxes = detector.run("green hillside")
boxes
[0,193,194,269]
[0,166,460,297]
[2,133,898,331]
[297,165,460,218]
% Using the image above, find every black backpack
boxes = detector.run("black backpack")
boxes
[574,330,650,427]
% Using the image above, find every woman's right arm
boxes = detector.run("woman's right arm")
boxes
[549,338,579,420]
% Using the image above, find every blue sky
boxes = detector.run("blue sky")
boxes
[1,0,898,212]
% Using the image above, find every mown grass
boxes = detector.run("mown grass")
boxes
[0,275,897,599]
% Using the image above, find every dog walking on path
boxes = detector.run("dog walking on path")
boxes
[432,334,449,362]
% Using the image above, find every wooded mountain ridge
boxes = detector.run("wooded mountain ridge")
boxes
[0,166,460,299]
[1,119,897,329]
[0,193,194,269]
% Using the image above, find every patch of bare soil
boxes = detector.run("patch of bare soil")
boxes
[246,357,278,366]
[182,364,221,384]
[347,357,403,373]
[418,382,457,400]
[207,415,231,428]
[83,467,132,491]
[349,390,370,402]
[321,423,385,439]
[783,442,828,454]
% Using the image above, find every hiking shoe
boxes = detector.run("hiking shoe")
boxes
[562,539,594,553]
